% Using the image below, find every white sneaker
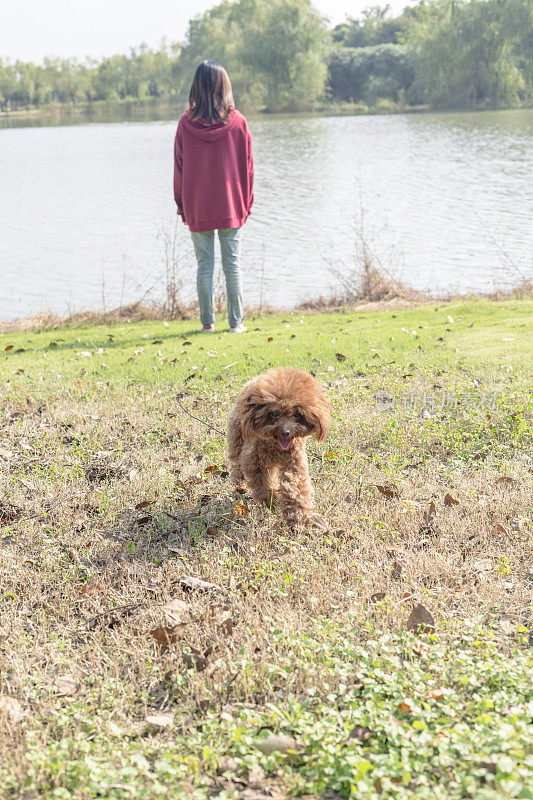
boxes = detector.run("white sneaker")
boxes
[229,324,246,334]
[201,324,215,333]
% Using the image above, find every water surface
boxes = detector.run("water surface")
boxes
[0,107,531,319]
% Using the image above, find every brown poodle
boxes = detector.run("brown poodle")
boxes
[228,367,331,530]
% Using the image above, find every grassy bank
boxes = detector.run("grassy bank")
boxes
[0,299,532,799]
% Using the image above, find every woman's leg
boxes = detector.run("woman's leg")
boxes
[218,227,244,328]
[191,230,215,326]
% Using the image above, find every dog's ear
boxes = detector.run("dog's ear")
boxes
[236,383,263,442]
[307,384,331,442]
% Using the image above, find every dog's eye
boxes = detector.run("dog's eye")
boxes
[293,412,304,421]
[270,411,279,420]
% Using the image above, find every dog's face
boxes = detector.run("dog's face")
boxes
[238,367,331,451]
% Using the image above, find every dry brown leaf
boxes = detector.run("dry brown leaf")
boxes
[78,580,103,597]
[494,476,518,487]
[150,624,187,651]
[444,493,459,507]
[376,485,399,499]
[179,576,222,593]
[406,603,435,633]
[162,598,190,626]
[426,689,444,700]
[212,608,234,636]
[54,676,79,696]
[391,561,402,581]
[398,700,414,714]
[412,640,430,657]
[335,353,346,362]
[0,695,25,723]
[182,652,207,671]
[370,592,387,603]
[144,712,174,729]
[494,522,513,541]
[255,733,303,755]
[4,345,14,351]
[135,499,153,510]
[204,465,219,473]
[234,503,249,517]
[206,526,219,537]
[346,724,374,742]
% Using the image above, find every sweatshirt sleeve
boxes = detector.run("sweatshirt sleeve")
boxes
[173,123,185,221]
[246,123,254,215]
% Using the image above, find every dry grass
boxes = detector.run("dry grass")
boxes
[0,305,531,798]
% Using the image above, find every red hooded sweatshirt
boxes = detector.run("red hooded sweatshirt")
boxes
[173,108,254,232]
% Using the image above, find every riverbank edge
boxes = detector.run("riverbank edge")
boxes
[2,283,531,334]
[1,96,532,126]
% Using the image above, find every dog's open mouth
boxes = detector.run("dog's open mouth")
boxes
[277,436,291,450]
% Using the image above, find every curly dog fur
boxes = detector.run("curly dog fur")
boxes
[227,367,331,530]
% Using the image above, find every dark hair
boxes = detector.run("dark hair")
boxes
[188,61,234,123]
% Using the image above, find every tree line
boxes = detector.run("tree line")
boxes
[1,0,531,113]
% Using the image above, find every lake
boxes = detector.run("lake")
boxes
[1,106,532,320]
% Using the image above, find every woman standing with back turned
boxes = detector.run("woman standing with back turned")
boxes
[173,61,254,333]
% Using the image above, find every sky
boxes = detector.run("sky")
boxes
[0,0,413,63]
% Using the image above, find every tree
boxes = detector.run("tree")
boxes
[177,0,330,112]
[332,5,403,48]
[328,44,414,103]
[403,0,533,107]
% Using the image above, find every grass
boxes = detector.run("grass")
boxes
[0,298,531,799]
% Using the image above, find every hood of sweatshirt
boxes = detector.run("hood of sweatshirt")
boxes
[180,108,242,142]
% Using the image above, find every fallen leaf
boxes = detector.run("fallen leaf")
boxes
[78,581,103,597]
[444,493,459,506]
[376,485,399,499]
[406,603,435,633]
[179,576,222,593]
[426,689,444,700]
[206,526,219,537]
[144,712,174,729]
[234,503,249,517]
[182,652,207,671]
[0,695,25,723]
[54,676,79,696]
[494,522,513,541]
[398,700,414,714]
[255,733,303,755]
[204,465,219,473]
[135,499,153,510]
[162,598,190,626]
[335,353,346,362]
[370,592,387,603]
[494,476,518,487]
[209,607,234,636]
[4,345,14,352]
[150,624,187,651]
[391,561,402,581]
[267,337,273,342]
[412,640,430,657]
[346,725,373,742]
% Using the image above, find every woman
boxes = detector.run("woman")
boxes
[173,60,254,333]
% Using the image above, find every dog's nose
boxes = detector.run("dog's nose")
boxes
[281,428,290,438]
